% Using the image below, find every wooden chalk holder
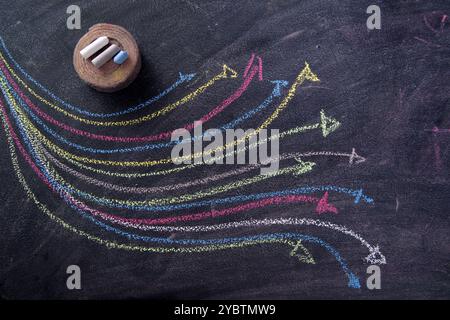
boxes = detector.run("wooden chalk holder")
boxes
[73,23,141,92]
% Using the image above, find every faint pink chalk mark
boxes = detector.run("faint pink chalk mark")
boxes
[398,88,405,108]
[424,127,450,133]
[282,30,304,41]
[243,53,255,78]
[441,15,448,32]
[315,192,338,215]
[414,36,441,48]
[432,126,443,171]
[423,15,439,34]
[257,56,263,81]
[424,126,449,171]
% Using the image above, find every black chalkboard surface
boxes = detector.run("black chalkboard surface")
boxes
[0,0,449,300]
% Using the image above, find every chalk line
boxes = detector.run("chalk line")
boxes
[43,148,365,194]
[0,62,336,169]
[0,105,360,288]
[1,90,373,214]
[129,218,386,265]
[0,50,237,126]
[0,38,195,118]
[425,127,450,134]
[0,58,262,146]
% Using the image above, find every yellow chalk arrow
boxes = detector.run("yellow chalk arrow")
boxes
[0,53,236,126]
[289,240,315,264]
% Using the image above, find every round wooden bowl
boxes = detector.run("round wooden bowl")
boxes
[73,23,141,92]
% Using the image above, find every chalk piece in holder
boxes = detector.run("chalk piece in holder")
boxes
[92,44,120,68]
[79,36,109,59]
[114,50,129,65]
[73,23,141,93]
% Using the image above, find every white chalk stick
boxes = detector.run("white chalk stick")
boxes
[91,44,120,68]
[79,36,109,59]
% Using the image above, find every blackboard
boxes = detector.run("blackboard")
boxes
[0,0,449,299]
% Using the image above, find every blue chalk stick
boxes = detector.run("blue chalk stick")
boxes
[113,50,128,64]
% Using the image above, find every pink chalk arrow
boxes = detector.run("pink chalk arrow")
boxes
[315,192,338,214]
[0,55,258,143]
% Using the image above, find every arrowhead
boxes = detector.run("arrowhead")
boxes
[348,148,366,165]
[179,72,196,82]
[221,64,238,79]
[290,241,315,264]
[365,245,387,265]
[320,109,341,137]
[315,192,338,214]
[270,80,289,97]
[300,62,320,82]
[353,188,366,204]
[293,158,316,175]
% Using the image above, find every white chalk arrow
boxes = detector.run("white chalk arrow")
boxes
[130,218,387,265]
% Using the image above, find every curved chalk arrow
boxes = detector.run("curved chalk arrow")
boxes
[0,38,196,118]
[1,97,373,213]
[76,197,384,265]
[2,62,366,209]
[11,96,372,211]
[180,62,322,166]
[298,149,366,165]
[34,62,318,167]
[42,148,365,194]
[1,66,339,168]
[0,57,259,144]
[2,113,365,231]
[7,68,307,207]
[205,109,342,165]
[0,52,237,126]
[0,124,341,228]
[7,114,385,268]
[0,112,360,288]
[0,64,280,154]
[290,240,315,264]
[2,111,369,265]
[277,109,341,139]
[45,150,195,178]
[135,217,386,265]
[19,120,317,208]
[83,194,337,227]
